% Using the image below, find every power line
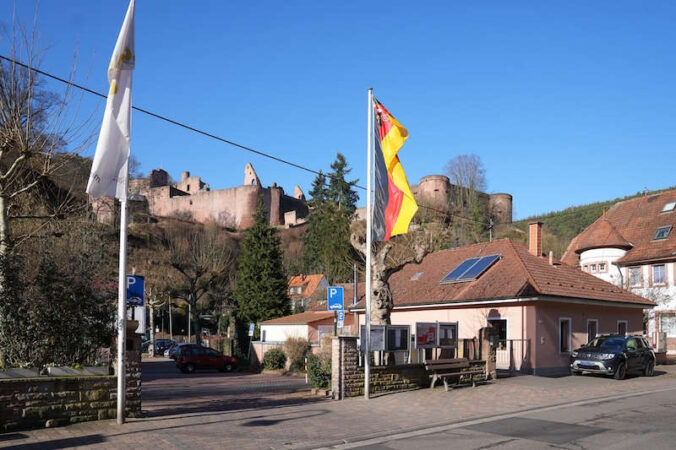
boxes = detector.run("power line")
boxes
[0,54,327,180]
[0,54,491,227]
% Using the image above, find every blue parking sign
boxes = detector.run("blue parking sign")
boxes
[126,275,144,307]
[327,286,344,311]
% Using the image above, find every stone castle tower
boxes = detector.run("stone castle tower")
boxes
[413,174,512,224]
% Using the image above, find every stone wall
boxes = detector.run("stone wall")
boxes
[0,374,141,432]
[331,336,428,399]
[0,336,142,432]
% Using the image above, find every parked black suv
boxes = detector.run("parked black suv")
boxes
[570,335,655,380]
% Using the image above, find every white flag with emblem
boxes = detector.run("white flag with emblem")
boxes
[86,0,135,200]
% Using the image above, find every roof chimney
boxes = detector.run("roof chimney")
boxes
[549,250,554,265]
[529,222,543,257]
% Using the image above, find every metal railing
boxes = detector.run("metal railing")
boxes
[495,339,531,374]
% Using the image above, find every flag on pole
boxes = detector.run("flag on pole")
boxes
[372,98,418,241]
[86,0,136,200]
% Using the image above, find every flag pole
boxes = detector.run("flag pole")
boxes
[365,88,373,400]
[116,169,129,425]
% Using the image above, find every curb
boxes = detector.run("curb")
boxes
[290,384,676,450]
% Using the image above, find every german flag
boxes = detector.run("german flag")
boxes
[373,98,418,241]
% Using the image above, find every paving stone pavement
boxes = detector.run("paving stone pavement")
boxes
[2,365,676,449]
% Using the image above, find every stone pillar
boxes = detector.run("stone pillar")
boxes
[113,328,142,417]
[331,336,358,400]
[479,327,497,380]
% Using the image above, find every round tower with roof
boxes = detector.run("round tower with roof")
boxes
[575,216,633,285]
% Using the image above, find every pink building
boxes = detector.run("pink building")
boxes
[351,223,654,375]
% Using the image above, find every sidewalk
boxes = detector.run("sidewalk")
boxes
[2,365,676,450]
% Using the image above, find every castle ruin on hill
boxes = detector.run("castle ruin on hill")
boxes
[91,163,309,229]
[91,167,512,230]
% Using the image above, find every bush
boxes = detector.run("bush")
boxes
[284,337,308,372]
[0,252,115,369]
[307,353,331,389]
[263,348,286,370]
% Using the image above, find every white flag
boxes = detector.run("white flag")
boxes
[86,0,136,200]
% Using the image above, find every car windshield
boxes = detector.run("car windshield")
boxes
[586,336,625,349]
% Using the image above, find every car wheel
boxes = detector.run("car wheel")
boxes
[613,362,626,380]
[185,363,195,374]
[643,360,655,377]
[570,369,581,376]
[224,363,234,372]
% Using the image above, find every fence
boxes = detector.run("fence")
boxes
[495,339,531,374]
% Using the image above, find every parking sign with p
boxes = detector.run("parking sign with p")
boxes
[327,286,344,311]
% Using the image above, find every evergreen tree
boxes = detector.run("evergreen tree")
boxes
[302,153,358,283]
[235,197,290,336]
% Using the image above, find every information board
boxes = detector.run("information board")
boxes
[360,325,386,351]
[386,325,410,351]
[416,322,438,348]
[438,322,458,348]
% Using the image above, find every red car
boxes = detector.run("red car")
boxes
[176,345,238,373]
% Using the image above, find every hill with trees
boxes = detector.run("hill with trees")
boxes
[497,186,676,258]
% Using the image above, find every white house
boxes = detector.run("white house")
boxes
[563,190,676,352]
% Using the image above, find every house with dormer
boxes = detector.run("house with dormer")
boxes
[562,190,676,352]
[348,223,653,375]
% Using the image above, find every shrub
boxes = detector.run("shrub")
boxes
[284,337,308,372]
[307,353,331,389]
[263,348,286,370]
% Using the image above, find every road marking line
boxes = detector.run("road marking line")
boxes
[318,385,676,449]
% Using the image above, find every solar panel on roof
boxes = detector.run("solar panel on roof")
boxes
[440,254,502,284]
[457,254,502,281]
[440,257,480,284]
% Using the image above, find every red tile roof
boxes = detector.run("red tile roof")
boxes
[261,311,335,325]
[562,190,676,266]
[288,274,327,299]
[349,239,653,310]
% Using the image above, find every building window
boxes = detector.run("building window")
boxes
[628,267,642,287]
[587,319,598,343]
[652,265,666,285]
[186,184,190,192]
[617,320,628,336]
[653,225,672,241]
[662,201,676,213]
[590,264,597,273]
[559,318,572,353]
[583,265,589,272]
[487,318,507,348]
[660,314,676,338]
[598,263,606,272]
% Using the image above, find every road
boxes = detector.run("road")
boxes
[2,362,675,449]
[141,357,312,417]
[338,387,676,450]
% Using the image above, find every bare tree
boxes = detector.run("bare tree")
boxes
[0,15,94,261]
[163,223,237,344]
[445,153,487,212]
[349,220,428,325]
[350,221,428,365]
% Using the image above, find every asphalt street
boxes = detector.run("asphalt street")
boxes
[2,360,675,449]
[341,387,676,450]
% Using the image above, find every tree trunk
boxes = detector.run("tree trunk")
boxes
[0,195,9,260]
[149,304,155,357]
[191,301,201,345]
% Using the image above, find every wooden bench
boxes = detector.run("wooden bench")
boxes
[424,358,486,391]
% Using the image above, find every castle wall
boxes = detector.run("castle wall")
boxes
[148,184,261,229]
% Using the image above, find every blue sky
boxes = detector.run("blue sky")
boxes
[2,1,675,219]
